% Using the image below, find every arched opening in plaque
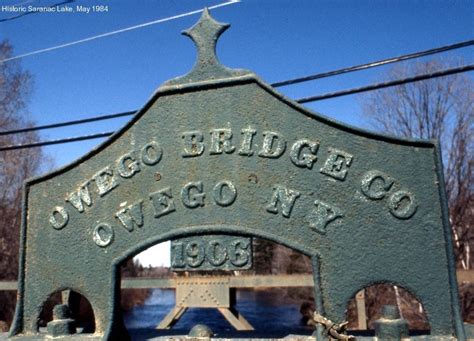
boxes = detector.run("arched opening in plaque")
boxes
[345,283,429,336]
[38,289,96,335]
[119,236,317,338]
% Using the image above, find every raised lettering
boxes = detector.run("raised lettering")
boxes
[210,128,235,154]
[171,242,185,268]
[290,139,319,169]
[50,206,69,230]
[238,127,257,156]
[66,183,92,213]
[186,241,205,268]
[389,190,417,219]
[93,166,118,196]
[182,131,204,157]
[213,180,237,206]
[229,239,250,267]
[320,148,353,181]
[93,223,114,247]
[181,181,205,208]
[150,187,176,218]
[117,152,140,178]
[266,185,301,218]
[306,200,343,234]
[361,170,394,200]
[115,200,144,232]
[141,141,163,166]
[258,131,286,158]
[207,240,228,266]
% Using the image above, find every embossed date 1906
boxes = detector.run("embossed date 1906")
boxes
[171,237,252,270]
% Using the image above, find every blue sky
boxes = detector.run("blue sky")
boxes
[1,0,473,266]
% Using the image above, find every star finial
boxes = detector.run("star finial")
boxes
[183,8,230,69]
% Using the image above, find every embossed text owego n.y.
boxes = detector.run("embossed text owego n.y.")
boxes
[48,126,418,248]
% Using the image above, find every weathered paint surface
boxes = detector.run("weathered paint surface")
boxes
[10,9,463,341]
[171,235,253,271]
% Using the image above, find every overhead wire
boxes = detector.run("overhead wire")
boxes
[0,111,135,136]
[296,64,474,103]
[1,63,473,151]
[0,0,240,63]
[272,39,474,87]
[0,132,113,151]
[1,39,472,137]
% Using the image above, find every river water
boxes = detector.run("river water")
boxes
[124,288,314,338]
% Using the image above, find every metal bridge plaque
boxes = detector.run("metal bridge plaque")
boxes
[171,235,252,271]
[9,8,465,341]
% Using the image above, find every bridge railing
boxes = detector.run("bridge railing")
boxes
[1,270,472,331]
[2,270,472,291]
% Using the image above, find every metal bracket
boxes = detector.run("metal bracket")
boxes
[158,277,254,331]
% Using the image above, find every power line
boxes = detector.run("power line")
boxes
[296,64,474,103]
[0,111,135,136]
[1,64,473,152]
[1,39,472,137]
[0,0,240,63]
[0,132,113,151]
[272,39,474,87]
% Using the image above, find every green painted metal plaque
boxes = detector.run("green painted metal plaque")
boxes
[171,235,252,271]
[9,9,465,341]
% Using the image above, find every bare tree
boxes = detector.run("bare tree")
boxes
[0,40,44,327]
[362,60,474,270]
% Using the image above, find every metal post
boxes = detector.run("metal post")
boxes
[355,290,367,330]
[312,256,325,341]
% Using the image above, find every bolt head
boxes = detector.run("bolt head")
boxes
[189,324,213,338]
